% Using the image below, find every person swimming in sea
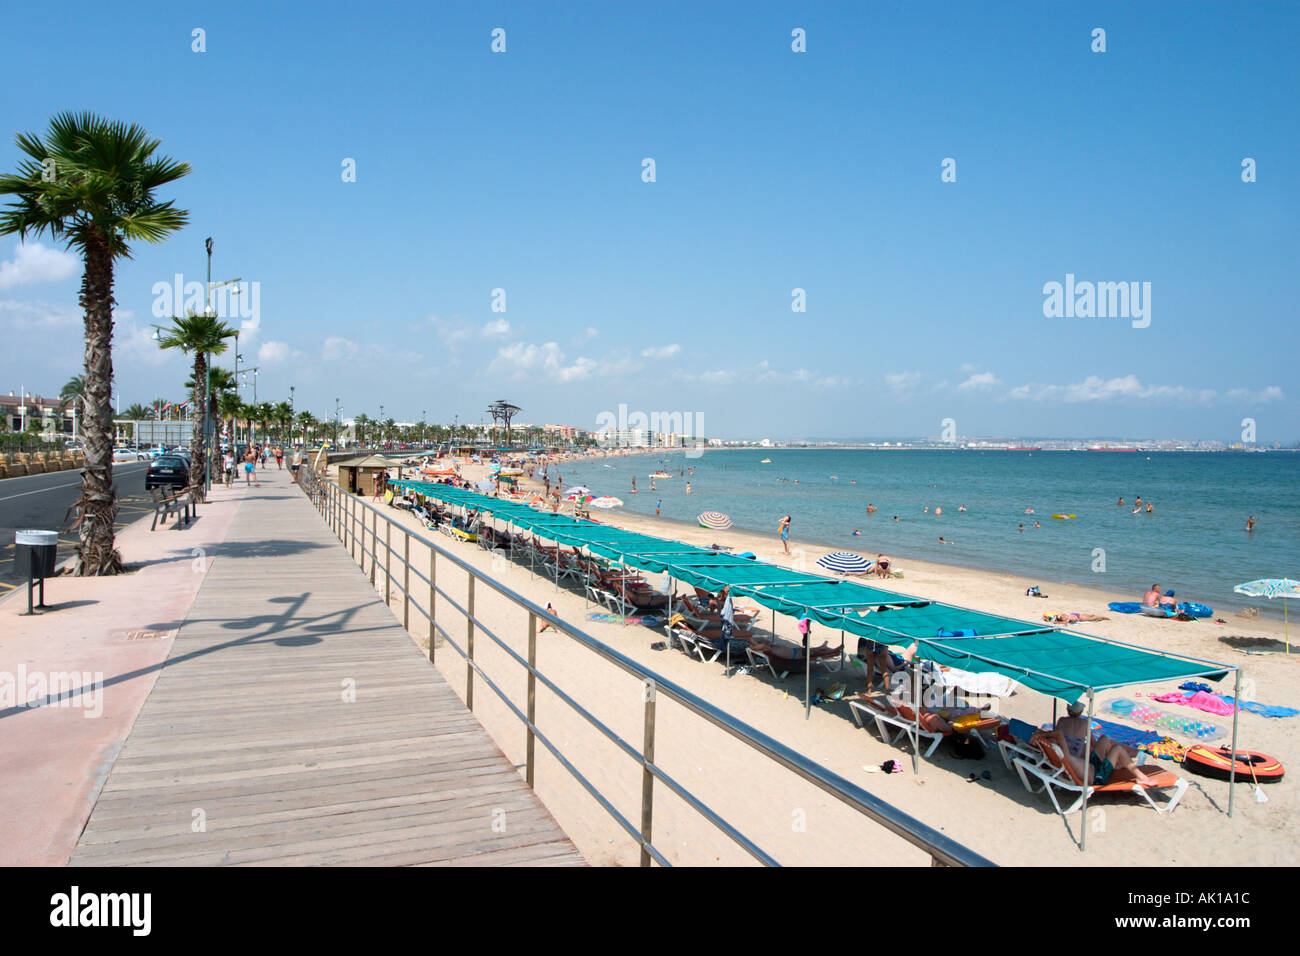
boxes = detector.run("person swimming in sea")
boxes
[851,529,860,536]
[1246,515,1256,532]
[958,505,967,512]
[1117,497,1125,506]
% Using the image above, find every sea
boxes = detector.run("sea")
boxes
[552,449,1300,618]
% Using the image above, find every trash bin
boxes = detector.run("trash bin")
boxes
[15,529,58,578]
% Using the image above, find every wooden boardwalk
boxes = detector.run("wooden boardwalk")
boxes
[69,470,582,866]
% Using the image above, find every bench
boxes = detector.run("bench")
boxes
[151,488,192,530]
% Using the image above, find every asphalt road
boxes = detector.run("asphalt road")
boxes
[0,461,153,593]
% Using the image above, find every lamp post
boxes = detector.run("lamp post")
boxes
[334,398,341,445]
[421,409,426,447]
[289,385,295,445]
[240,367,260,447]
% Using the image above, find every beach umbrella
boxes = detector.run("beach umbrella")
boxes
[816,551,872,575]
[698,511,732,530]
[565,491,593,503]
[1233,578,1300,653]
[562,486,591,497]
[590,496,624,509]
[474,479,494,492]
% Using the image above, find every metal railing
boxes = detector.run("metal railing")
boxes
[297,465,994,868]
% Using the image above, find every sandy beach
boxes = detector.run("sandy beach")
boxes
[336,452,1299,866]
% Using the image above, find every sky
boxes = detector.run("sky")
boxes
[0,1,1296,442]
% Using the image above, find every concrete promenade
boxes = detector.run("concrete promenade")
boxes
[0,466,580,866]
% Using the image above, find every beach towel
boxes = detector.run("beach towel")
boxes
[1090,717,1161,747]
[932,667,1017,698]
[1138,737,1188,763]
[1217,695,1300,719]
[1108,602,1144,614]
[1154,690,1235,716]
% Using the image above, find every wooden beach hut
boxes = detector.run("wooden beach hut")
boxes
[336,454,399,496]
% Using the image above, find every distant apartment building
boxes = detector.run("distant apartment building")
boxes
[1,391,73,435]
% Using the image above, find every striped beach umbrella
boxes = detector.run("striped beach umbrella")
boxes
[590,496,624,509]
[565,491,592,503]
[1234,578,1300,653]
[816,551,872,575]
[698,511,731,530]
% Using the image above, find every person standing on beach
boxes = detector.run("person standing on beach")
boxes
[778,515,791,554]
[655,499,661,515]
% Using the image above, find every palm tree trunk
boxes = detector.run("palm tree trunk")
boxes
[190,352,207,501]
[77,238,121,574]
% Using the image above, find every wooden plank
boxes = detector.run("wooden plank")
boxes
[69,473,581,867]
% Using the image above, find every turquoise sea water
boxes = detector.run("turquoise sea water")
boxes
[554,449,1300,616]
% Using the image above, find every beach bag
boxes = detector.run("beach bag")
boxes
[948,733,986,760]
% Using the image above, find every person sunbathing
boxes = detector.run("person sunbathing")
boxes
[1043,612,1110,624]
[856,637,918,689]
[747,635,838,665]
[860,694,992,734]
[872,554,892,578]
[1032,701,1161,787]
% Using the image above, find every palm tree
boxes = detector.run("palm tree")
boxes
[158,312,236,499]
[272,401,293,442]
[296,410,316,445]
[353,412,370,447]
[217,391,242,448]
[0,112,190,574]
[59,374,86,438]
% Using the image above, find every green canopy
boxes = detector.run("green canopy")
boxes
[914,631,1231,704]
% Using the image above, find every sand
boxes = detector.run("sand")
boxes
[328,451,1298,866]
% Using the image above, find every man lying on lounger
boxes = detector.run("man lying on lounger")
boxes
[1031,701,1161,787]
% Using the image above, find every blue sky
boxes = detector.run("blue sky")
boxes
[0,1,1296,441]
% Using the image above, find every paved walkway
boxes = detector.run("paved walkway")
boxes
[14,467,579,866]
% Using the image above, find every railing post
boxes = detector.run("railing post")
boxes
[466,573,475,710]
[369,509,377,586]
[428,547,437,663]
[526,612,537,788]
[641,678,656,867]
[402,530,410,630]
[350,493,357,561]
[384,519,391,606]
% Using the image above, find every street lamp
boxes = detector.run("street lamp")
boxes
[334,398,341,445]
[289,385,295,445]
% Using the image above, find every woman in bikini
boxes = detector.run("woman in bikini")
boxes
[1043,612,1110,624]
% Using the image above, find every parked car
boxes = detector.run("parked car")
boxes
[113,447,147,462]
[145,455,190,491]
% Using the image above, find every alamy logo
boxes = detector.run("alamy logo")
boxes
[1042,274,1150,328]
[594,404,705,458]
[50,886,151,936]
[152,273,260,327]
[0,666,103,718]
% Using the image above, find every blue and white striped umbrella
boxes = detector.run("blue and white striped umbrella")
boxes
[816,551,872,575]
[1234,579,1299,653]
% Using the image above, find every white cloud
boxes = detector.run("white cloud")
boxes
[482,318,510,338]
[884,371,922,395]
[958,372,1000,391]
[575,326,599,344]
[322,336,358,362]
[0,242,79,290]
[259,341,296,363]
[425,314,473,349]
[1005,375,1217,405]
[0,298,80,331]
[641,343,681,360]
[1225,386,1284,404]
[488,341,595,383]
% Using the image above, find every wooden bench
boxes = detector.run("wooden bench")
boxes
[151,488,192,530]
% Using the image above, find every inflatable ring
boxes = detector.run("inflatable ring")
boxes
[1184,745,1284,782]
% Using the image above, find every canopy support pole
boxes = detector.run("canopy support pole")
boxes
[1229,667,1240,817]
[1081,689,1095,852]
[911,664,921,774]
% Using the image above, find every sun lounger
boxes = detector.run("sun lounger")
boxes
[668,623,749,664]
[745,639,839,679]
[1012,737,1188,817]
[848,695,1001,758]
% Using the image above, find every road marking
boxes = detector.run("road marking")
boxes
[0,463,147,502]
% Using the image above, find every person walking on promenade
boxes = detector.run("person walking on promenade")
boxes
[244,448,260,487]
[275,445,284,469]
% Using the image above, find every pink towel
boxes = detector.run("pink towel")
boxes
[1186,691,1235,716]
[1154,690,1234,716]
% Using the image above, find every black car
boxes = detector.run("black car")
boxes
[146,455,190,491]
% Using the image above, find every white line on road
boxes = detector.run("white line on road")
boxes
[0,463,147,502]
